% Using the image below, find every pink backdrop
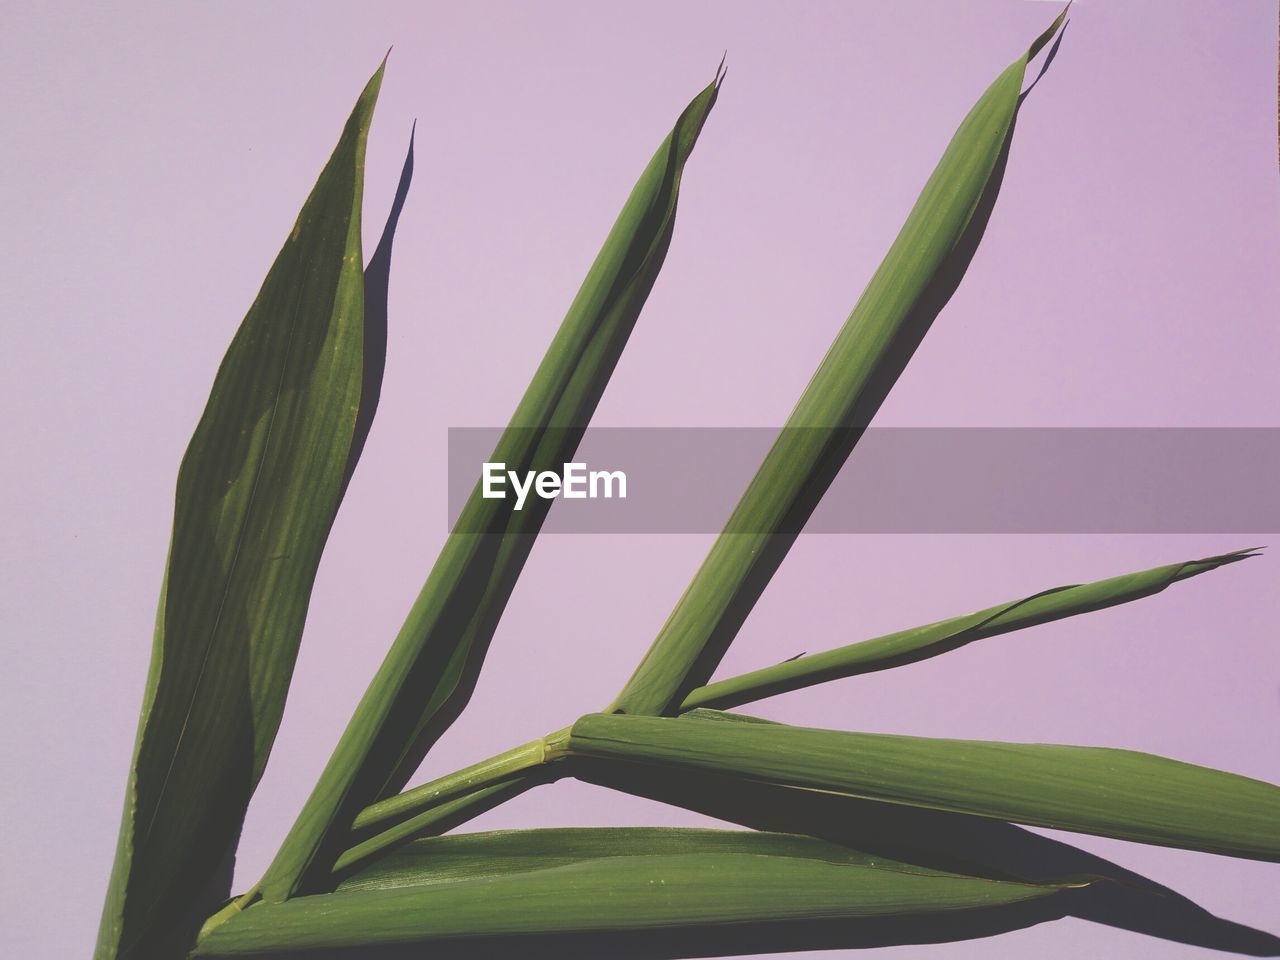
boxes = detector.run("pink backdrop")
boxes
[3,1,1277,957]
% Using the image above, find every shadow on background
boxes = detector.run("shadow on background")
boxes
[574,760,1280,958]
[341,123,415,495]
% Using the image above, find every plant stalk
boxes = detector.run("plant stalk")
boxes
[353,737,549,832]
[333,729,574,877]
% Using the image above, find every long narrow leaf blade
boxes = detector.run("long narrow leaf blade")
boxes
[609,12,1067,717]
[95,66,384,960]
[681,549,1257,711]
[572,765,1280,955]
[197,830,1076,956]
[257,72,723,903]
[335,827,1060,890]
[568,713,1280,861]
[332,829,1080,896]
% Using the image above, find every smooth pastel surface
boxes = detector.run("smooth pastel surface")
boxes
[3,1,1277,957]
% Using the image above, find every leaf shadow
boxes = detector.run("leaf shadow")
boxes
[573,759,1280,957]
[341,122,416,496]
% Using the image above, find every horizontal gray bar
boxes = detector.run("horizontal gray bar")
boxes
[447,428,1280,534]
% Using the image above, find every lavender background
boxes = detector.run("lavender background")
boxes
[3,1,1278,957]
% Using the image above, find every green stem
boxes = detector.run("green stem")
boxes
[334,781,534,876]
[354,737,548,832]
[335,728,575,877]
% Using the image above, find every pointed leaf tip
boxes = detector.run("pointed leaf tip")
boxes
[1028,4,1070,62]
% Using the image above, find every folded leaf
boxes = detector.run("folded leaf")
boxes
[257,69,724,903]
[95,64,384,960]
[196,829,1076,956]
[681,549,1258,711]
[568,713,1280,862]
[608,11,1067,718]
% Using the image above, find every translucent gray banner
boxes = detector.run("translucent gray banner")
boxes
[446,428,1280,534]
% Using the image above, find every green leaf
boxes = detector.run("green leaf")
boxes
[340,552,1260,878]
[256,70,724,903]
[681,549,1258,711]
[195,829,1076,956]
[95,65,384,960]
[571,765,1280,954]
[567,713,1280,862]
[608,11,1067,718]
[334,827,1075,891]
